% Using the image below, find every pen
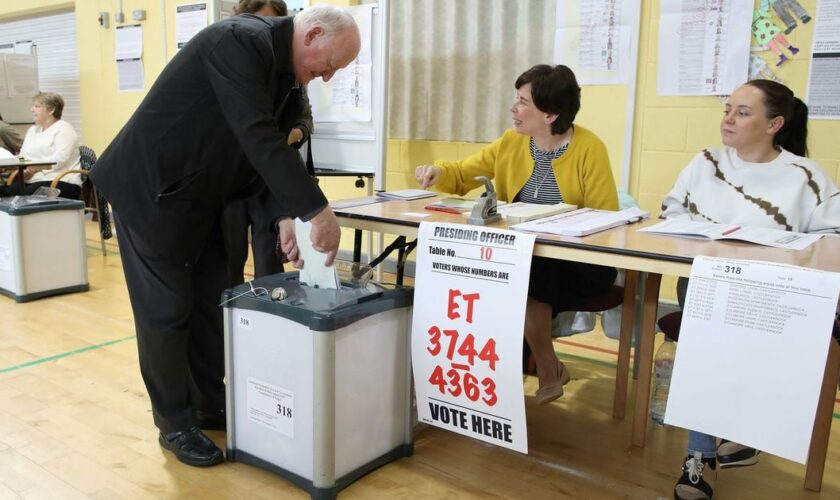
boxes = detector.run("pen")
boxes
[626,216,643,224]
[721,225,741,236]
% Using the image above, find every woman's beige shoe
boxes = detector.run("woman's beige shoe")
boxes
[535,358,571,405]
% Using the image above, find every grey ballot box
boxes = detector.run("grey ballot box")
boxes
[222,272,414,500]
[0,197,88,302]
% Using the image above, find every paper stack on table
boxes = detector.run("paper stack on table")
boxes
[638,219,822,250]
[0,156,20,166]
[330,196,382,210]
[375,189,437,201]
[496,201,577,223]
[511,207,649,237]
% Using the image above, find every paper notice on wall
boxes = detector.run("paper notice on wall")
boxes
[176,3,208,49]
[806,0,840,119]
[117,59,144,92]
[115,25,143,60]
[658,0,752,95]
[665,257,840,464]
[286,0,306,11]
[411,222,535,453]
[553,0,638,85]
[3,55,37,97]
[13,41,33,55]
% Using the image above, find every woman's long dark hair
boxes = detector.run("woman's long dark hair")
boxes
[745,79,809,157]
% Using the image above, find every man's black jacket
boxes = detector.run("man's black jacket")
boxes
[91,15,325,264]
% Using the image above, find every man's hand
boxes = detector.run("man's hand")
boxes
[287,127,304,145]
[22,167,35,181]
[277,218,303,268]
[309,206,341,266]
[415,165,441,189]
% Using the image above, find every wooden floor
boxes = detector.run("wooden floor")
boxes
[1,221,839,499]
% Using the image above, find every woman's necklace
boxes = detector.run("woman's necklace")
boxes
[531,134,571,199]
[534,168,554,199]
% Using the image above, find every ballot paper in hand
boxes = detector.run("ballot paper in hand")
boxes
[295,219,340,290]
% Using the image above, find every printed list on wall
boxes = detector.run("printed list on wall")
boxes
[807,0,840,119]
[658,0,752,96]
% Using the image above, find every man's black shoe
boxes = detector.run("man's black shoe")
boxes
[194,408,227,431]
[159,427,224,467]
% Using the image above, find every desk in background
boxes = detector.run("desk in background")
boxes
[0,160,56,193]
[333,196,840,492]
[313,167,373,195]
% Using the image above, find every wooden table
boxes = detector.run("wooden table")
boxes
[333,196,840,491]
[0,159,55,193]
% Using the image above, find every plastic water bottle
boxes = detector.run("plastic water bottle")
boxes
[650,338,676,425]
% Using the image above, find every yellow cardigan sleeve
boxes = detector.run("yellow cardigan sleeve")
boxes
[578,137,618,210]
[430,126,618,210]
[548,127,618,210]
[432,135,503,196]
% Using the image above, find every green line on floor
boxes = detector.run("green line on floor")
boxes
[0,335,136,374]
[3,335,838,421]
[557,350,619,370]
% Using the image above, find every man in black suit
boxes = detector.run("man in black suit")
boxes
[90,6,360,467]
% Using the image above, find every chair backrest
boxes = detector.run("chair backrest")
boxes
[79,145,97,172]
[77,145,113,241]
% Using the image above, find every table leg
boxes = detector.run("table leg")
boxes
[804,340,840,491]
[632,272,647,380]
[17,165,26,194]
[396,237,407,286]
[613,269,639,420]
[631,272,662,447]
[353,229,362,263]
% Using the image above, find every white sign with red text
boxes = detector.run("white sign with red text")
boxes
[411,222,535,453]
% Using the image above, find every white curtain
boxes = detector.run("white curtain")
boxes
[388,0,555,143]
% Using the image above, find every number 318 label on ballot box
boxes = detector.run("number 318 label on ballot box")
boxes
[411,222,535,453]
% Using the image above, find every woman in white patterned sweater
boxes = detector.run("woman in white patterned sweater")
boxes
[664,79,839,500]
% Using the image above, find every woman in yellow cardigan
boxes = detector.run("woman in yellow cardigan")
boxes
[416,64,618,405]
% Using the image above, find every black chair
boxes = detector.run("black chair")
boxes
[657,311,682,341]
[50,145,113,255]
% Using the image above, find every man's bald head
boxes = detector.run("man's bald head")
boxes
[291,6,361,85]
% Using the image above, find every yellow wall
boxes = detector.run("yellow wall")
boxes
[0,0,71,19]
[2,0,838,292]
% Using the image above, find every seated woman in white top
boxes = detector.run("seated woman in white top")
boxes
[662,80,839,500]
[10,92,82,198]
